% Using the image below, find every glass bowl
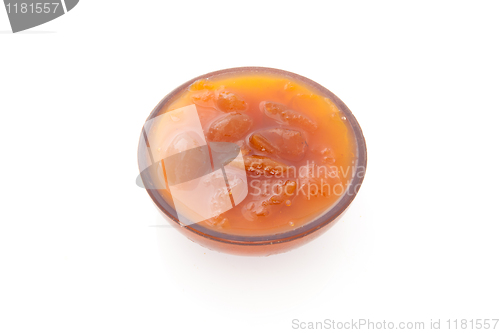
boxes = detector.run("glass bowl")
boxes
[138,67,367,256]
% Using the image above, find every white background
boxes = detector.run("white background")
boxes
[1,1,499,332]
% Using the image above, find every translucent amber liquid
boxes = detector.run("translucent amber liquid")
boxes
[153,72,357,236]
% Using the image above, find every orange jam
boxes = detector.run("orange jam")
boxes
[149,72,358,236]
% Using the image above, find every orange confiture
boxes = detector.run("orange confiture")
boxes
[152,72,358,237]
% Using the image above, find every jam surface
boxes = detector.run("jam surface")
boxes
[151,72,358,236]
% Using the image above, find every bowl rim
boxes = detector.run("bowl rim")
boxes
[138,66,367,246]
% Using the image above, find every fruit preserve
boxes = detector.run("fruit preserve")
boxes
[141,69,360,237]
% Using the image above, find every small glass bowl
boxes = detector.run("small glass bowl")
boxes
[138,67,367,256]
